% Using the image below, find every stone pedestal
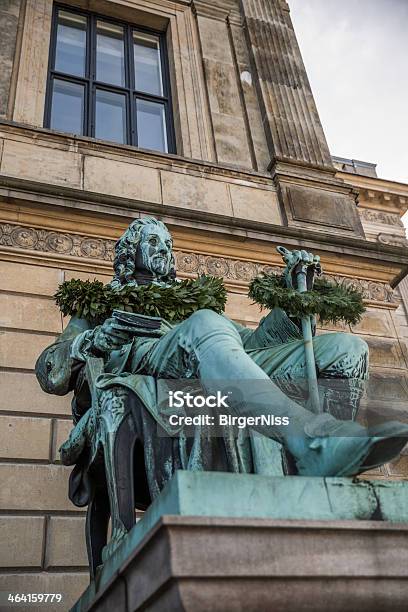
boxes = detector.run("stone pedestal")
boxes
[73,472,408,612]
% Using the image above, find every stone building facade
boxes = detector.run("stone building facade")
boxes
[0,0,407,608]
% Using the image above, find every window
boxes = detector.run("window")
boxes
[45,5,174,153]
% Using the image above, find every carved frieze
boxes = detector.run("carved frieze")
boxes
[359,208,403,227]
[174,251,280,281]
[0,223,116,261]
[0,222,396,304]
[322,273,395,305]
[377,233,408,247]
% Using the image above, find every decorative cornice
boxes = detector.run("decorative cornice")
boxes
[336,175,408,216]
[0,222,397,305]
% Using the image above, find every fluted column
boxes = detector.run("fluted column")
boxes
[241,0,333,169]
[239,0,364,237]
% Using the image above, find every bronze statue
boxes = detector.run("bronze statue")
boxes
[35,216,408,574]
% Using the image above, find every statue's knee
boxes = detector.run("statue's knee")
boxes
[189,308,223,326]
[331,333,369,378]
[186,309,240,345]
[188,309,231,333]
[337,333,368,357]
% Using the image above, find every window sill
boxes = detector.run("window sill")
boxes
[0,119,272,183]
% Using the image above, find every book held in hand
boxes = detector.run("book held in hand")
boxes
[112,310,172,337]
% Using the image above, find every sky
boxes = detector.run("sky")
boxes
[289,0,408,184]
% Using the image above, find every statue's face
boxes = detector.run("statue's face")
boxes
[137,224,173,277]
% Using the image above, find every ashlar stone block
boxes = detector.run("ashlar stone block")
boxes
[0,331,58,370]
[0,371,71,416]
[46,517,88,568]
[0,464,80,512]
[83,155,161,204]
[161,170,232,216]
[229,182,281,224]
[0,261,62,296]
[0,516,44,567]
[0,294,62,334]
[1,139,82,188]
[0,416,51,461]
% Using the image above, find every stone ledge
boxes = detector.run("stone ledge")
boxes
[1,174,408,275]
[0,120,272,183]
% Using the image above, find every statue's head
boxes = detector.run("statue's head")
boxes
[111,216,176,288]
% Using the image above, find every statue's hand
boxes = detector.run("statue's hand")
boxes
[92,318,134,354]
[277,247,321,290]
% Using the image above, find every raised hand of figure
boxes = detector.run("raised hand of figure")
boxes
[92,318,134,354]
[277,246,322,291]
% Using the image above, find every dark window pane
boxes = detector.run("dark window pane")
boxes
[133,32,163,96]
[55,10,87,77]
[50,79,84,135]
[136,99,167,152]
[95,89,127,144]
[96,21,125,86]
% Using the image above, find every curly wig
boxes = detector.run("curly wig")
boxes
[110,216,176,290]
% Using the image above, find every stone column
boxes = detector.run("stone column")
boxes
[240,0,365,237]
[241,0,332,168]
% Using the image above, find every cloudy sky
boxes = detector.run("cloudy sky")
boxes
[289,0,408,184]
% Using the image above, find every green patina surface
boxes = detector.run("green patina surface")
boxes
[72,470,408,612]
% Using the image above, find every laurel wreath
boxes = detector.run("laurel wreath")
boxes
[55,271,365,327]
[248,274,365,326]
[54,275,227,324]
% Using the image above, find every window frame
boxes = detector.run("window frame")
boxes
[44,3,176,153]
